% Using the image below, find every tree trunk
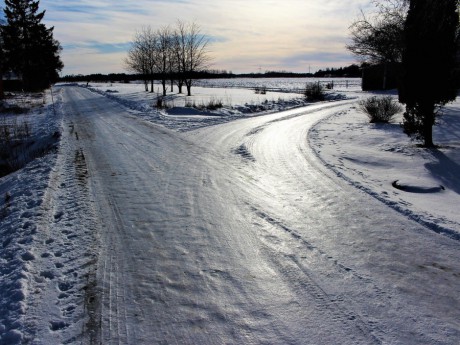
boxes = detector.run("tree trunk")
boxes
[162,80,167,96]
[170,79,174,92]
[382,63,387,90]
[150,78,154,93]
[185,79,192,96]
[422,102,435,148]
[423,127,434,148]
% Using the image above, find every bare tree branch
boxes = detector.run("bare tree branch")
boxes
[347,0,408,64]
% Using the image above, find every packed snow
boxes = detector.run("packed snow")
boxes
[0,79,459,344]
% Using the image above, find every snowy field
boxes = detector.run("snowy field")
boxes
[83,79,349,131]
[0,79,459,343]
[194,77,362,92]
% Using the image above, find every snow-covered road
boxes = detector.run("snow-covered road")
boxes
[63,86,460,344]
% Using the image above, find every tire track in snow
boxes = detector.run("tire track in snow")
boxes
[191,100,459,344]
[250,207,385,344]
[63,86,133,345]
[258,102,458,343]
[67,86,281,344]
[63,87,460,344]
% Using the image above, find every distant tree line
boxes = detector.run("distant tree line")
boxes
[312,65,362,78]
[60,64,363,84]
[0,0,63,95]
[236,71,312,78]
[60,71,237,84]
[60,71,231,84]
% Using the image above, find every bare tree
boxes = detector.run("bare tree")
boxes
[125,27,157,93]
[347,0,408,88]
[348,1,408,63]
[154,26,173,96]
[125,21,212,97]
[125,41,148,91]
[174,21,211,96]
[167,33,176,93]
[171,28,185,94]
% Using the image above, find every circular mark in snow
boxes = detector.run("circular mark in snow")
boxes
[392,180,445,193]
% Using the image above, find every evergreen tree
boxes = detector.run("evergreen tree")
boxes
[399,0,459,147]
[2,0,63,91]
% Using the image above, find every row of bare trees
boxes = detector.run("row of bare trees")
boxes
[125,21,211,97]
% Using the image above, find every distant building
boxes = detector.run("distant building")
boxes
[361,63,400,91]
[2,71,22,92]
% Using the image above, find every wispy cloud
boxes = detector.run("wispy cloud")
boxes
[280,52,355,71]
[63,41,132,55]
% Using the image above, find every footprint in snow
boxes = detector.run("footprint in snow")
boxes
[57,281,74,292]
[54,211,64,221]
[49,320,69,331]
[21,251,35,261]
[20,211,33,218]
[40,270,55,280]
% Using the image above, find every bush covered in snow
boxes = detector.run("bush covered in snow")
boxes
[359,96,402,123]
[304,82,325,101]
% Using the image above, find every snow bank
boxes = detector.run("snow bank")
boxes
[310,94,460,239]
[0,90,62,343]
[0,88,100,344]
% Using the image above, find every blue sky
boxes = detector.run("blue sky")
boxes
[34,0,374,75]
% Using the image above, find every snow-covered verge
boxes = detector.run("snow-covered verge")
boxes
[310,94,460,239]
[0,90,61,343]
[0,89,100,344]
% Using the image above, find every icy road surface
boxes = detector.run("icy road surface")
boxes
[63,86,460,344]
